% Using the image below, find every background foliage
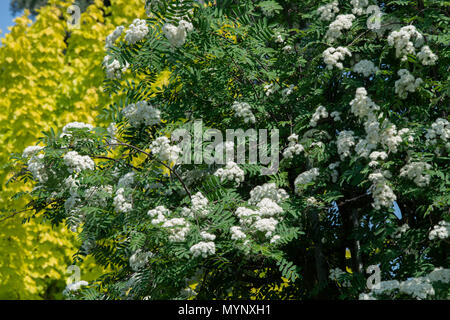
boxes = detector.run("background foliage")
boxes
[0,0,148,299]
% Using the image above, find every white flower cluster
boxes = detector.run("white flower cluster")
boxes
[399,162,432,187]
[122,101,161,127]
[118,172,135,188]
[231,101,255,123]
[417,45,438,65]
[129,249,153,271]
[107,122,118,145]
[113,187,132,213]
[328,162,340,183]
[330,111,341,121]
[214,161,245,185]
[399,277,435,300]
[232,184,288,243]
[387,26,424,62]
[150,136,182,164]
[329,267,351,287]
[368,170,397,209]
[103,55,129,80]
[190,241,215,258]
[63,151,95,173]
[182,192,210,218]
[325,14,355,42]
[105,26,124,49]
[323,46,352,70]
[294,168,320,193]
[283,134,304,159]
[230,226,246,240]
[353,59,378,77]
[162,20,193,47]
[429,221,450,241]
[349,87,380,119]
[125,19,149,44]
[22,145,44,158]
[23,146,47,183]
[425,118,450,148]
[351,0,369,15]
[395,69,423,99]
[336,130,356,160]
[310,105,328,127]
[361,268,450,300]
[60,122,94,139]
[379,122,403,153]
[264,83,276,96]
[316,1,339,21]
[248,182,289,205]
[148,206,191,242]
[428,267,450,284]
[200,231,216,241]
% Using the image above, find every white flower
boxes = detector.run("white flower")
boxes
[190,241,215,258]
[353,59,378,77]
[330,111,341,121]
[150,136,182,164]
[387,25,424,61]
[256,198,283,217]
[425,118,449,147]
[60,122,94,139]
[283,134,304,159]
[113,187,132,213]
[349,87,380,119]
[336,130,356,160]
[103,55,129,80]
[372,280,400,296]
[310,105,328,127]
[129,249,153,271]
[368,171,397,209]
[325,14,355,43]
[429,221,450,240]
[351,0,369,15]
[294,168,320,193]
[316,1,339,21]
[22,145,44,158]
[122,101,161,127]
[64,151,95,173]
[264,83,276,96]
[323,46,352,70]
[125,19,149,44]
[249,183,289,205]
[428,268,450,284]
[191,192,209,217]
[230,226,246,240]
[270,235,281,244]
[214,161,245,185]
[417,45,438,65]
[231,101,255,123]
[162,218,190,242]
[399,277,434,300]
[118,172,135,188]
[400,162,432,187]
[200,231,216,241]
[395,69,423,99]
[148,205,170,225]
[163,20,193,47]
[105,26,124,49]
[253,217,278,238]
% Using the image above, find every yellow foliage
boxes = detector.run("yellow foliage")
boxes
[0,0,147,299]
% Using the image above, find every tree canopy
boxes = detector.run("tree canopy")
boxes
[10,0,450,300]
